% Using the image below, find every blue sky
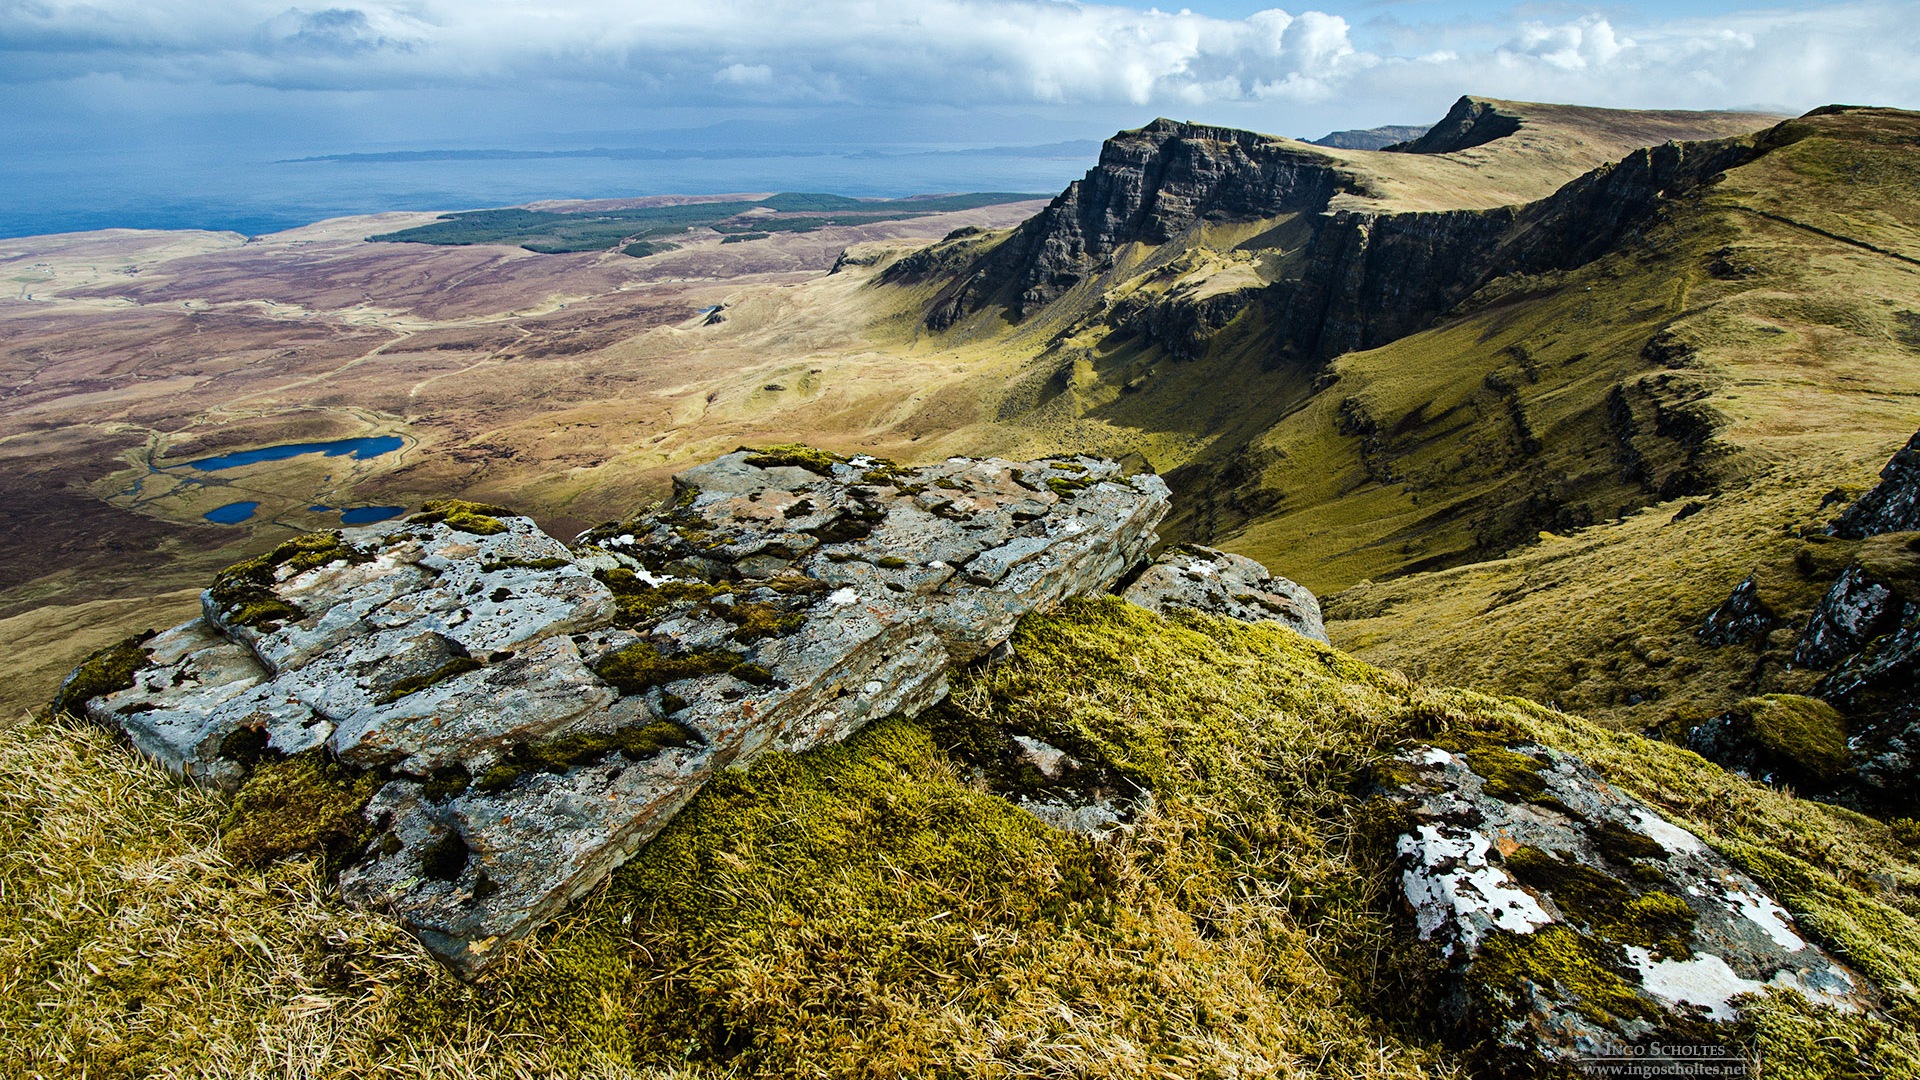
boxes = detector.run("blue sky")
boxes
[2,1,1917,233]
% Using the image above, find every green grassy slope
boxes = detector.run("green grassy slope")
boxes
[1169,108,1920,592]
[6,600,1918,1077]
[889,108,1920,740]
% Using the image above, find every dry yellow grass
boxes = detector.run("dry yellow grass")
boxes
[7,601,1918,1077]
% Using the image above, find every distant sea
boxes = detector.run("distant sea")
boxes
[0,141,1099,241]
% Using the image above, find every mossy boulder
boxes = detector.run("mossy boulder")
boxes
[1685,694,1849,788]
[1384,735,1870,1068]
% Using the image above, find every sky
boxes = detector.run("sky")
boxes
[2,1,1918,234]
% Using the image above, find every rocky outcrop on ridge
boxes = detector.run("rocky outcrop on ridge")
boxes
[1121,543,1327,644]
[1309,123,1431,151]
[1692,430,1920,811]
[1831,429,1920,538]
[57,449,1169,972]
[903,117,1366,328]
[1385,733,1870,1067]
[1696,573,1774,647]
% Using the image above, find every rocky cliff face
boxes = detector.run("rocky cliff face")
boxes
[58,449,1172,971]
[911,106,1756,370]
[909,118,1367,326]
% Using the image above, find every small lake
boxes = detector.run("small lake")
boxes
[204,501,260,524]
[311,504,408,525]
[182,436,404,471]
[342,506,405,524]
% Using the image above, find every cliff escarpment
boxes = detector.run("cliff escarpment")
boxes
[905,97,1761,366]
[906,117,1369,326]
[868,102,1920,605]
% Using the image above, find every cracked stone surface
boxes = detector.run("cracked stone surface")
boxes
[72,449,1168,973]
[1384,738,1870,1064]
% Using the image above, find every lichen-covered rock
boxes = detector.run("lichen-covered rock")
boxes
[1815,612,1920,807]
[1697,574,1774,647]
[1830,428,1920,538]
[60,448,1169,973]
[1384,734,1870,1067]
[1795,565,1905,669]
[1120,544,1328,644]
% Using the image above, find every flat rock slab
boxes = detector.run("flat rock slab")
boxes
[1121,543,1327,643]
[1384,737,1870,1064]
[73,451,1169,972]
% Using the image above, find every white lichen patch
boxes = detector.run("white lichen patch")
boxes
[828,587,859,605]
[1397,824,1553,952]
[1629,808,1705,855]
[1416,747,1455,767]
[1624,947,1767,1021]
[631,566,679,586]
[1726,884,1806,951]
[1625,946,1857,1019]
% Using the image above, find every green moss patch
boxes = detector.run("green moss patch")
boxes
[473,720,700,793]
[1504,846,1695,956]
[594,567,728,625]
[741,443,843,475]
[1459,743,1550,802]
[1473,925,1660,1028]
[1586,818,1668,863]
[375,656,484,705]
[720,601,804,643]
[1740,694,1849,782]
[208,531,370,629]
[220,750,382,868]
[51,631,154,716]
[408,499,516,536]
[1046,474,1095,495]
[591,641,756,694]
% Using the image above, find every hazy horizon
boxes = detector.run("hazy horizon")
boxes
[5,0,1916,239]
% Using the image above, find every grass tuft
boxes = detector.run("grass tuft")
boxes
[408,499,516,536]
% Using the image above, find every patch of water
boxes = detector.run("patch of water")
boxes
[340,506,406,525]
[204,501,260,525]
[181,436,403,471]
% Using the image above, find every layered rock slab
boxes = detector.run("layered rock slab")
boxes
[1384,736,1870,1066]
[69,452,1169,972]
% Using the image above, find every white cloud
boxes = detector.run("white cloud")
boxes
[0,0,1916,116]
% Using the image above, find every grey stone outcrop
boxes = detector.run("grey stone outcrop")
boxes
[1830,428,1920,538]
[1121,544,1327,643]
[1697,573,1774,647]
[1385,738,1870,1065]
[68,449,1169,972]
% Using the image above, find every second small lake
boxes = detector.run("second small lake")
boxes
[204,501,260,525]
[181,436,404,471]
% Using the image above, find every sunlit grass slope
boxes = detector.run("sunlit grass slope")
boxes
[6,600,1918,1077]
